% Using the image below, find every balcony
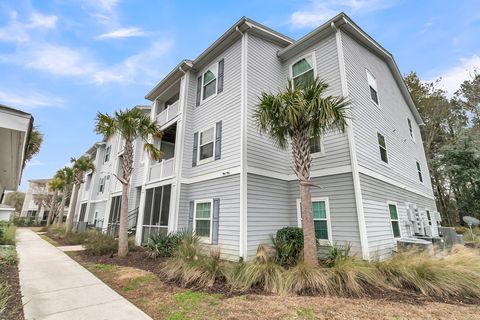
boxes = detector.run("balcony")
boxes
[148,158,175,182]
[156,100,179,127]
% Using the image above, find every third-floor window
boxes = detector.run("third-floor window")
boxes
[291,53,315,88]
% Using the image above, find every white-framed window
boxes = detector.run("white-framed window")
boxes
[426,210,432,226]
[193,199,213,241]
[366,69,379,105]
[377,132,388,164]
[291,52,316,88]
[202,63,218,101]
[388,202,401,238]
[309,135,324,157]
[407,118,415,141]
[296,197,332,244]
[416,161,423,182]
[198,126,215,164]
[104,145,111,163]
[98,177,105,194]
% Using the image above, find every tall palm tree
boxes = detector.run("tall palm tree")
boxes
[25,126,43,163]
[254,78,349,267]
[54,167,74,225]
[47,177,63,227]
[33,192,49,225]
[95,108,162,257]
[65,156,95,234]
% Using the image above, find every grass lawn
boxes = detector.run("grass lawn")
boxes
[76,256,480,320]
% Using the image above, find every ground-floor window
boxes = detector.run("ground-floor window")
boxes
[142,184,171,243]
[297,197,332,244]
[388,202,401,238]
[108,196,122,224]
[194,200,213,239]
[79,203,87,222]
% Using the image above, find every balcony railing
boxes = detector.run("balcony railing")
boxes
[148,158,175,182]
[156,101,179,127]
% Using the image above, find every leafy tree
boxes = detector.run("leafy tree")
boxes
[65,156,95,234]
[25,126,43,163]
[33,191,50,225]
[95,108,162,257]
[4,191,25,213]
[54,166,74,225]
[254,78,349,267]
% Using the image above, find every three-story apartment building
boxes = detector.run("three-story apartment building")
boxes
[75,13,440,261]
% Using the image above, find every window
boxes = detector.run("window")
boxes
[202,64,218,100]
[98,177,105,194]
[426,210,432,226]
[104,145,111,163]
[377,132,388,163]
[366,70,379,105]
[297,198,331,243]
[407,118,414,140]
[388,203,401,238]
[194,200,212,239]
[198,127,215,163]
[309,136,323,155]
[291,54,315,88]
[416,161,423,182]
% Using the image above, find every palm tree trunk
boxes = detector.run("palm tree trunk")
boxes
[291,130,318,267]
[66,183,79,234]
[57,188,67,224]
[118,183,129,257]
[35,203,42,225]
[47,191,57,227]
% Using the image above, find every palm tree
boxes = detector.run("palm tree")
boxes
[33,192,49,225]
[47,178,63,227]
[65,156,95,235]
[54,167,74,225]
[95,108,162,257]
[25,126,43,162]
[254,78,349,267]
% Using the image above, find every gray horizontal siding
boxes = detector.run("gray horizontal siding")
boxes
[177,174,240,260]
[360,173,438,259]
[341,31,433,196]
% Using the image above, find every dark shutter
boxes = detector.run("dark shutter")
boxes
[212,198,220,245]
[218,59,224,93]
[215,121,222,161]
[188,200,194,232]
[192,132,199,167]
[196,76,202,106]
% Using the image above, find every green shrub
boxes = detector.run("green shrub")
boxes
[272,227,304,267]
[63,231,89,245]
[0,246,17,265]
[84,231,118,256]
[11,216,35,227]
[376,247,480,299]
[47,225,66,238]
[324,243,352,267]
[228,244,285,294]
[0,224,16,245]
[147,232,182,258]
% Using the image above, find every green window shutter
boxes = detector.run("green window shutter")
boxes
[215,121,222,160]
[196,76,202,106]
[212,198,220,245]
[188,200,194,232]
[192,132,198,167]
[217,59,224,93]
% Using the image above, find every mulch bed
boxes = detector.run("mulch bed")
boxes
[1,261,24,320]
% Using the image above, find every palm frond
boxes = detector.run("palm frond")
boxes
[144,142,163,162]
[25,126,43,162]
[95,112,116,141]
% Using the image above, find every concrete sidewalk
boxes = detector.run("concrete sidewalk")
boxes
[16,228,152,320]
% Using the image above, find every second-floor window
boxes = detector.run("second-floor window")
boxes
[377,132,388,163]
[104,145,111,163]
[198,126,215,163]
[416,161,423,182]
[98,177,105,194]
[309,135,323,155]
[407,118,415,141]
[366,70,379,105]
[291,54,315,88]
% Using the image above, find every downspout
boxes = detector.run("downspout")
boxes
[236,24,249,260]
[331,21,370,260]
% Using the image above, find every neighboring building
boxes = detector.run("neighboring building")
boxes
[74,13,440,261]
[0,204,15,221]
[0,104,33,201]
[21,179,53,221]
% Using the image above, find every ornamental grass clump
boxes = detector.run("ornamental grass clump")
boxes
[377,246,480,299]
[284,261,330,295]
[228,244,285,294]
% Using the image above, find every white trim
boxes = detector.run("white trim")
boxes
[296,197,333,245]
[239,30,248,259]
[197,124,216,165]
[334,27,370,260]
[357,165,435,199]
[180,167,241,185]
[289,51,317,87]
[387,201,401,239]
[193,199,213,243]
[247,165,352,181]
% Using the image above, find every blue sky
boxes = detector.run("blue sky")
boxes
[1,0,478,191]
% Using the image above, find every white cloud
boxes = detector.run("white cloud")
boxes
[290,0,397,28]
[428,55,480,96]
[25,160,42,168]
[86,0,120,13]
[96,27,146,39]
[0,89,64,109]
[0,10,57,43]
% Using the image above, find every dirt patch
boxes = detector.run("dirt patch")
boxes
[0,260,24,319]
